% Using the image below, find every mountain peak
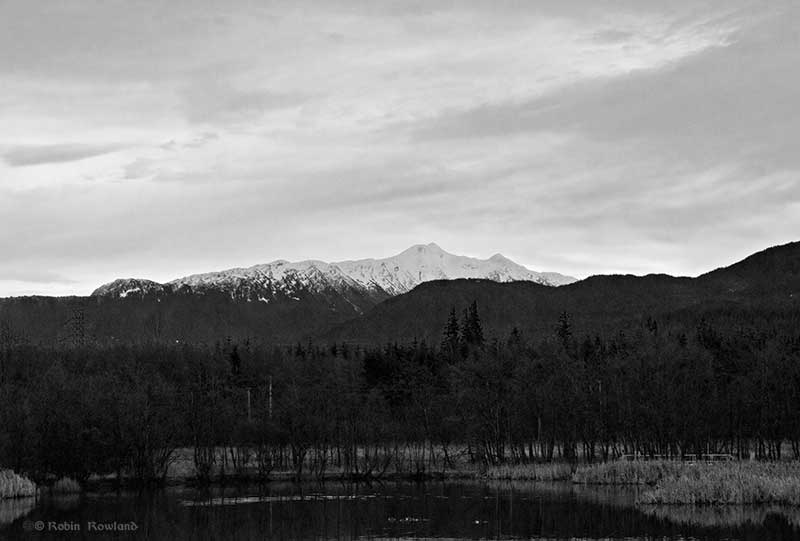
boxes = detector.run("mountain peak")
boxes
[335,243,576,294]
[399,242,446,257]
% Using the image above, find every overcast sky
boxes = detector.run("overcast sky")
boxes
[2,0,799,296]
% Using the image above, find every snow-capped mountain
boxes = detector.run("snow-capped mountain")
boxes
[335,243,575,294]
[168,259,377,313]
[91,243,576,309]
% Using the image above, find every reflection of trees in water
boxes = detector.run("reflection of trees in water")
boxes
[0,497,35,527]
[642,504,800,529]
[48,494,81,512]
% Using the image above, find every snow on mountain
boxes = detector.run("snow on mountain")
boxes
[91,278,167,299]
[92,243,576,303]
[334,243,575,294]
[167,259,372,306]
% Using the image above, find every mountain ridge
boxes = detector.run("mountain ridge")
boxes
[2,241,797,347]
[91,243,577,305]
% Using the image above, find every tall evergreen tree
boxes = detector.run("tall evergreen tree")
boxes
[556,311,572,349]
[463,300,484,347]
[441,307,461,356]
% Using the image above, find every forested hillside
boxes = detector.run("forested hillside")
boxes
[328,242,800,345]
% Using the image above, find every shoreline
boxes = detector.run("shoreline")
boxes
[63,459,800,507]
[11,459,800,507]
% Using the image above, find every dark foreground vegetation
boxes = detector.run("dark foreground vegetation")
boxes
[1,300,800,489]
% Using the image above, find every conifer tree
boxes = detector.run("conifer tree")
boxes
[441,307,461,356]
[556,311,572,349]
[463,300,484,347]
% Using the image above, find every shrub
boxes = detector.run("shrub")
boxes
[51,477,82,494]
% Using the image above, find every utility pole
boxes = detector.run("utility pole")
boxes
[269,376,273,420]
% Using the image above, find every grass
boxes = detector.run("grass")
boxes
[637,462,800,505]
[572,460,687,485]
[484,462,574,481]
[572,460,800,505]
[0,470,37,499]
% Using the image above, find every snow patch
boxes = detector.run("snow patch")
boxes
[119,287,141,298]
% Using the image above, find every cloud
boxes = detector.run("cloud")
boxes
[122,158,155,180]
[180,76,308,125]
[0,268,76,284]
[590,29,637,44]
[183,132,219,148]
[0,1,798,295]
[412,5,798,173]
[2,143,124,167]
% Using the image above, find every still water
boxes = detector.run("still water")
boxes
[1,481,799,540]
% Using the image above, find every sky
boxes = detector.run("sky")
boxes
[1,0,799,296]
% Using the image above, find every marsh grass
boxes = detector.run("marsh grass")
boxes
[573,460,800,505]
[572,460,684,485]
[638,462,800,505]
[0,470,37,499]
[485,462,574,481]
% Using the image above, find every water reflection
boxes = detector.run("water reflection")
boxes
[1,481,798,540]
[641,504,800,530]
[0,497,35,527]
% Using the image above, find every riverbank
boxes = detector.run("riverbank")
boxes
[43,456,800,507]
[483,462,574,481]
[480,460,800,505]
[572,460,684,485]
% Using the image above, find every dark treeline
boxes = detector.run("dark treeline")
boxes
[1,301,799,486]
